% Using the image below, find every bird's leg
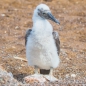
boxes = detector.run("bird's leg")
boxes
[44,67,58,82]
[31,65,39,76]
[35,66,38,74]
[50,67,53,76]
[24,66,46,83]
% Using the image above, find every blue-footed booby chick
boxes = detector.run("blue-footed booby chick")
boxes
[25,4,60,82]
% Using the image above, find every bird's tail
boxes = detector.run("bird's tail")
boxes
[40,69,50,75]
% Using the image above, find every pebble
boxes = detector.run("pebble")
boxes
[71,74,76,78]
[65,74,69,78]
[12,46,16,49]
[4,31,7,33]
[1,14,5,17]
[15,26,19,29]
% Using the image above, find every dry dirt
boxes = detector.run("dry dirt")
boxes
[0,0,86,85]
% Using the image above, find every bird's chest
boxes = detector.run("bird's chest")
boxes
[31,33,53,49]
[26,33,58,69]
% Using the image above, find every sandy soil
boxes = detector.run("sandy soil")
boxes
[0,0,86,85]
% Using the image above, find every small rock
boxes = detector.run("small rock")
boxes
[65,74,69,78]
[4,31,7,33]
[14,9,18,11]
[12,46,16,49]
[71,74,76,78]
[1,14,5,17]
[15,26,19,29]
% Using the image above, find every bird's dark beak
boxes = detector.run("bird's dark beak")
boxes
[47,12,60,25]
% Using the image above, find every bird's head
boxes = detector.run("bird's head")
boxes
[33,4,60,25]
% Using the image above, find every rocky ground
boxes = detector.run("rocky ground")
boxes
[0,0,86,85]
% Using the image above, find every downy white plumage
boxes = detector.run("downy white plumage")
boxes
[25,4,60,82]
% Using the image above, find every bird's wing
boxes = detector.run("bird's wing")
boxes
[25,29,32,46]
[40,31,60,75]
[53,31,60,55]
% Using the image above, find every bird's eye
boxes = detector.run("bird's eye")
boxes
[43,13,46,15]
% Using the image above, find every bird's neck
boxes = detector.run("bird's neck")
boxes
[32,17,53,35]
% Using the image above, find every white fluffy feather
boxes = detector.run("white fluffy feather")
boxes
[26,4,60,70]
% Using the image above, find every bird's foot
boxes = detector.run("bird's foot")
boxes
[31,73,41,77]
[44,75,58,82]
[24,74,46,83]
